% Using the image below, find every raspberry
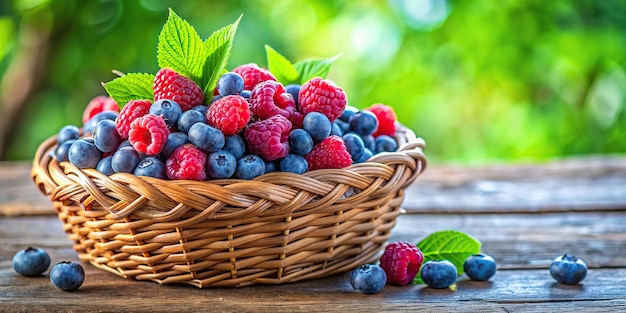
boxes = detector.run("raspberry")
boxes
[299,77,347,122]
[153,68,204,111]
[128,114,170,155]
[206,95,251,135]
[166,143,207,181]
[115,99,151,138]
[366,103,397,137]
[232,63,277,91]
[379,241,424,286]
[244,115,292,161]
[304,135,352,170]
[250,80,296,120]
[82,95,119,124]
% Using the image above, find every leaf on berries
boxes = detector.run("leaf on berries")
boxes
[201,14,242,103]
[103,73,155,106]
[294,54,341,84]
[265,45,298,85]
[157,8,206,84]
[412,230,482,284]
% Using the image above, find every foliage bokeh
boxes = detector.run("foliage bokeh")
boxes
[1,0,625,163]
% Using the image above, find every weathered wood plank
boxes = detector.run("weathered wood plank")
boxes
[0,162,53,216]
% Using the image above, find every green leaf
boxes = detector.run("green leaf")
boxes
[293,54,341,84]
[201,14,242,102]
[157,8,206,84]
[413,230,482,284]
[103,73,155,106]
[265,45,299,85]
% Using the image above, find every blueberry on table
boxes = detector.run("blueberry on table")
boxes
[49,261,85,291]
[351,264,387,294]
[421,260,458,289]
[464,253,497,281]
[550,254,587,285]
[12,247,51,277]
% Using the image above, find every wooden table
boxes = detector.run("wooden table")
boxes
[2,156,626,312]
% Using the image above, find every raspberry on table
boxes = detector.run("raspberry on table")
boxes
[153,68,204,111]
[244,115,292,161]
[379,241,424,286]
[82,95,119,125]
[128,114,170,155]
[250,80,296,121]
[304,135,352,170]
[299,77,347,122]
[232,63,277,91]
[206,95,251,136]
[366,103,397,137]
[166,143,207,181]
[115,99,152,138]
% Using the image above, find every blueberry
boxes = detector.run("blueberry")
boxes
[223,135,246,160]
[150,99,182,128]
[303,112,331,142]
[279,154,308,174]
[288,129,314,156]
[84,111,118,136]
[177,110,206,134]
[350,264,387,294]
[330,122,344,137]
[96,156,115,176]
[93,119,121,153]
[264,160,278,173]
[206,150,237,179]
[285,84,301,107]
[191,105,208,115]
[342,133,365,161]
[334,120,351,134]
[111,146,140,173]
[161,132,189,159]
[361,134,376,151]
[420,260,458,289]
[134,157,166,179]
[49,261,85,291]
[241,90,252,99]
[55,139,76,163]
[236,155,265,179]
[188,123,225,153]
[549,254,587,285]
[375,135,399,153]
[12,247,51,277]
[350,110,379,136]
[118,140,133,149]
[354,148,373,163]
[57,125,80,145]
[339,105,359,123]
[68,139,101,169]
[464,253,497,281]
[217,72,244,96]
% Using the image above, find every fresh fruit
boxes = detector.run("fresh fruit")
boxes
[134,157,166,179]
[222,135,246,160]
[216,72,244,96]
[82,95,119,125]
[166,143,207,180]
[232,63,277,91]
[206,95,251,136]
[379,241,424,286]
[188,122,225,153]
[206,150,237,179]
[111,146,141,173]
[349,110,379,136]
[302,112,332,142]
[351,264,387,294]
[288,129,314,156]
[279,154,308,174]
[68,139,101,169]
[420,260,458,289]
[84,111,119,136]
[244,115,292,161]
[57,125,80,145]
[304,136,352,170]
[342,133,365,161]
[55,139,76,163]
[153,68,203,111]
[128,114,170,155]
[354,148,373,163]
[299,77,347,122]
[160,132,189,158]
[463,253,497,281]
[284,84,301,107]
[366,103,397,137]
[49,261,85,291]
[250,80,296,121]
[12,247,51,277]
[374,135,399,154]
[149,99,183,128]
[115,99,152,138]
[235,155,265,179]
[96,156,115,176]
[93,119,121,153]
[549,254,587,285]
[177,109,206,134]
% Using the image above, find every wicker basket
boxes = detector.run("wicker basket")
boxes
[30,126,426,287]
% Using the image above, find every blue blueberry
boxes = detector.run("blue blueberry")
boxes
[279,154,308,174]
[361,134,376,151]
[57,125,80,145]
[354,148,373,163]
[420,260,458,289]
[217,72,244,96]
[241,90,252,99]
[549,254,587,285]
[464,253,497,281]
[161,132,189,159]
[342,133,365,161]
[191,105,208,115]
[339,105,359,123]
[177,110,206,134]
[334,120,351,134]
[349,110,379,136]
[188,123,225,153]
[55,139,76,163]
[49,261,85,291]
[288,129,314,156]
[285,84,301,107]
[303,112,331,142]
[83,111,118,136]
[12,247,51,277]
[223,135,246,160]
[93,119,121,153]
[111,146,140,173]
[134,157,166,179]
[150,99,182,128]
[236,155,265,179]
[118,140,133,149]
[206,150,237,179]
[375,135,399,153]
[264,160,278,173]
[96,156,115,176]
[350,264,387,294]
[68,139,101,169]
[330,122,344,137]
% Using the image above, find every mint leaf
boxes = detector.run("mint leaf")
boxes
[413,230,482,284]
[265,45,298,85]
[157,8,206,84]
[103,73,155,106]
[201,14,242,102]
[293,54,341,84]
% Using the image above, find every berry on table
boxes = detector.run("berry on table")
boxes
[153,68,204,111]
[111,146,141,174]
[149,99,183,128]
[232,63,277,91]
[379,241,424,286]
[464,253,497,281]
[216,72,245,96]
[115,99,152,138]
[244,115,292,161]
[206,150,237,179]
[420,260,458,289]
[57,125,80,145]
[68,139,101,169]
[82,95,119,125]
[366,103,397,137]
[188,122,225,153]
[279,154,308,174]
[49,261,85,291]
[12,247,51,277]
[236,155,266,179]
[128,114,170,155]
[166,143,207,181]
[299,77,347,122]
[302,112,331,142]
[304,135,352,170]
[549,254,587,285]
[351,264,387,294]
[134,157,166,179]
[206,95,251,136]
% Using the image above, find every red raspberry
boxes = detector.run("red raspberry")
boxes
[244,115,291,161]
[250,80,296,121]
[232,63,277,91]
[366,103,397,137]
[128,114,170,155]
[207,95,251,136]
[166,143,206,181]
[304,135,352,170]
[115,99,152,138]
[299,77,347,122]
[379,241,424,286]
[153,68,204,111]
[82,95,119,124]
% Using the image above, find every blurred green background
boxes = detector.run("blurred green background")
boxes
[1,0,625,164]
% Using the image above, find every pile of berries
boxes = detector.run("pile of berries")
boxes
[55,65,401,181]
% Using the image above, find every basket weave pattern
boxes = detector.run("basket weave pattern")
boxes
[31,127,426,287]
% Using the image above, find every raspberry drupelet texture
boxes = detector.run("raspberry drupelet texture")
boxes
[206,95,251,135]
[244,114,292,161]
[299,77,347,122]
[232,63,277,91]
[166,143,207,180]
[379,241,425,286]
[304,135,352,170]
[128,114,170,155]
[153,68,204,111]
[82,95,119,125]
[250,80,297,121]
[115,99,152,138]
[366,103,397,137]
